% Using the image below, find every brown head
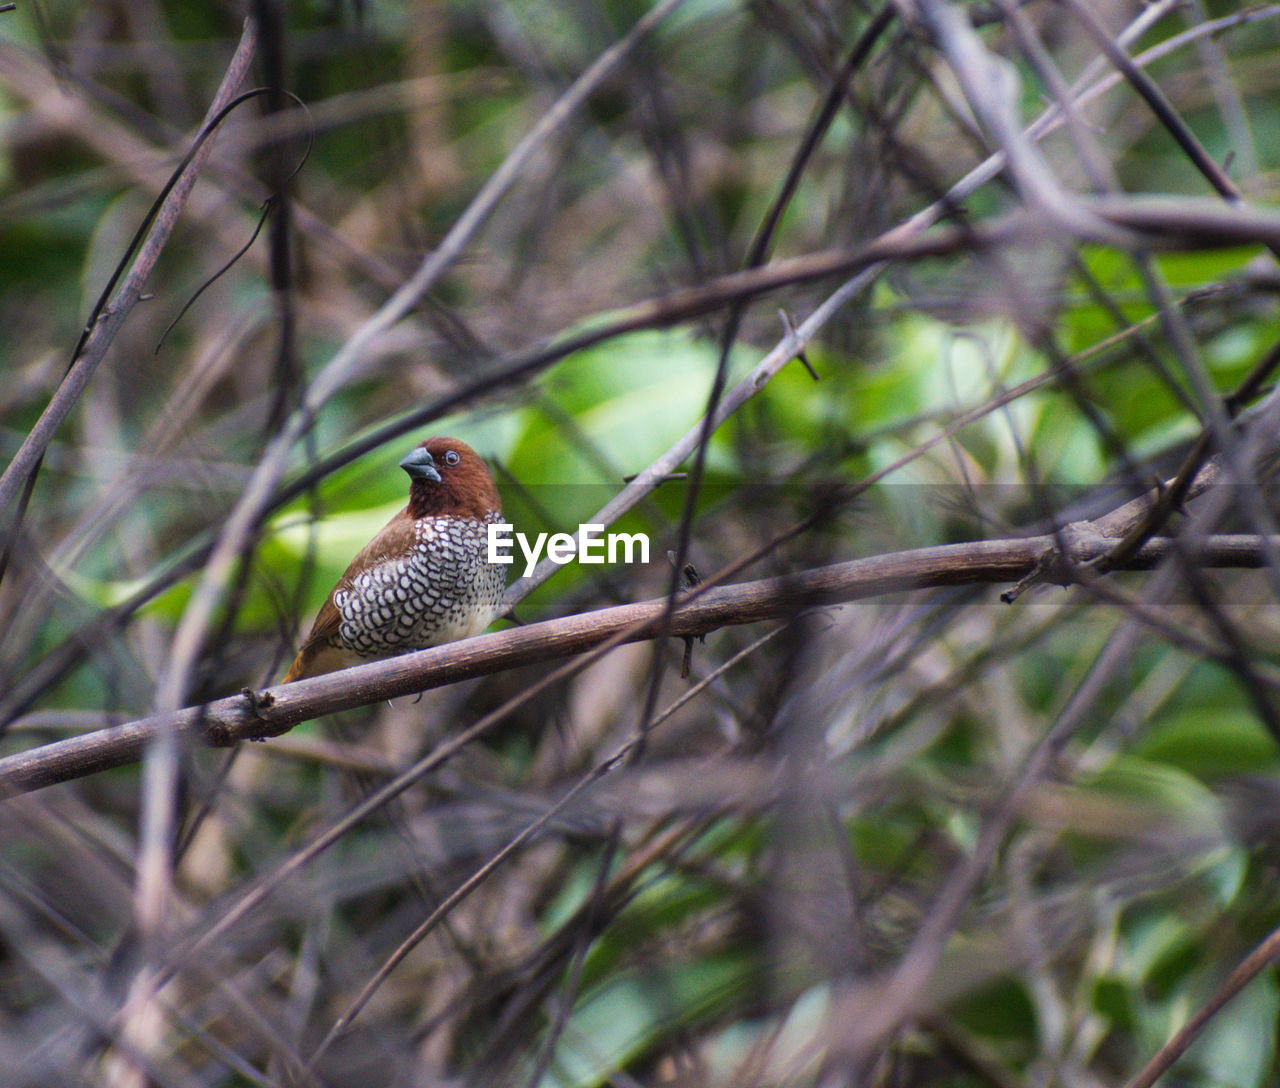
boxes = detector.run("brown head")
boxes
[400,437,501,521]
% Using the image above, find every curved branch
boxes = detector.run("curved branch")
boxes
[1,532,1273,795]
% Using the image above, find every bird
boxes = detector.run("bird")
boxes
[282,436,506,683]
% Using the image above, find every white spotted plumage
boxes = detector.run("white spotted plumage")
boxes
[333,511,504,658]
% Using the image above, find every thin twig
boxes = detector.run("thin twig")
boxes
[0,18,259,521]
[1124,922,1280,1088]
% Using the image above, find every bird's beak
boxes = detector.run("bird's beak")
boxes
[400,447,442,483]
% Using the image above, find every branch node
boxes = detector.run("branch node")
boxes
[228,686,284,743]
[1002,522,1113,602]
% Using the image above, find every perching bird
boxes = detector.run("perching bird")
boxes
[282,437,506,682]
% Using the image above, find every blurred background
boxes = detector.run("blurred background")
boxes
[3,0,1280,1085]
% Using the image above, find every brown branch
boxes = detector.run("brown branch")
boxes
[1125,922,1280,1088]
[1088,336,1280,572]
[1,532,1274,796]
[1058,0,1240,204]
[4,192,1260,726]
[3,1,1270,720]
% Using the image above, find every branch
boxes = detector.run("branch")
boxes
[1125,921,1280,1088]
[2,532,1274,796]
[0,18,259,519]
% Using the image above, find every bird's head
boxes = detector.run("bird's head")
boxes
[402,437,501,520]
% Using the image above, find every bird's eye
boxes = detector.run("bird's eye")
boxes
[443,449,461,466]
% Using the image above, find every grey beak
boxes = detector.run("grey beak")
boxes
[400,447,442,483]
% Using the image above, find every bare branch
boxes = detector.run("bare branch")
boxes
[1125,922,1280,1088]
[3,532,1276,795]
[0,18,259,520]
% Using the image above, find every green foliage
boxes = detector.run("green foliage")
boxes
[5,0,1280,1086]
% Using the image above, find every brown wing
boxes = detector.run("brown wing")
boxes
[282,508,419,682]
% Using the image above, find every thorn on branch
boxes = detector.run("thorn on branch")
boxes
[1000,551,1056,604]
[1001,522,1111,603]
[668,551,705,678]
[779,309,820,381]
